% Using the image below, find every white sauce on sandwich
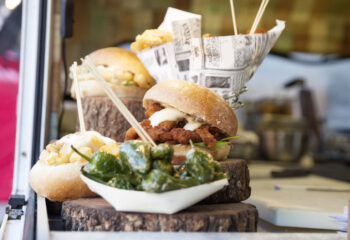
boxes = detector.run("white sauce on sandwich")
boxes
[58,131,115,153]
[183,121,202,131]
[149,108,203,131]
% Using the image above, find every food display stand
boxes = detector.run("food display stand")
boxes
[0,1,346,240]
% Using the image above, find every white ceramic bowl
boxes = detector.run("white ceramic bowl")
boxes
[81,174,228,214]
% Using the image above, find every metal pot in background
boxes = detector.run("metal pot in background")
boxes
[284,78,323,152]
[259,115,310,162]
[243,97,293,132]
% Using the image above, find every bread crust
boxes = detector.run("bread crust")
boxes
[29,161,96,202]
[77,80,146,99]
[71,47,155,98]
[143,80,238,136]
[89,47,154,86]
[171,144,231,165]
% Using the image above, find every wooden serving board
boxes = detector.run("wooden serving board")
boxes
[201,159,250,204]
[62,198,258,232]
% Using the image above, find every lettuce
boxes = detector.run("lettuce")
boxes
[193,136,240,150]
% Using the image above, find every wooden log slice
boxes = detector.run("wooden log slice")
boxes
[62,198,258,232]
[201,159,251,204]
[79,96,145,142]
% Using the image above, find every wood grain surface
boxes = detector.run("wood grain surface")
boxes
[62,198,258,232]
[201,159,250,204]
[79,96,145,142]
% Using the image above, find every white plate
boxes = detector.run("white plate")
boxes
[81,174,228,214]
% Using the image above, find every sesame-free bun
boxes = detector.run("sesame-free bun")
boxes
[29,161,96,202]
[143,80,238,137]
[29,131,115,202]
[88,47,155,88]
[70,47,155,98]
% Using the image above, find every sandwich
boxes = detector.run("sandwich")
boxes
[29,131,118,202]
[71,47,155,98]
[70,47,155,141]
[125,80,238,164]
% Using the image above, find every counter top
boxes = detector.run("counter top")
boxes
[246,162,349,231]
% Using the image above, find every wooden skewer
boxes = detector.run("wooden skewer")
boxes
[255,0,269,30]
[250,0,266,34]
[72,61,86,133]
[82,57,156,147]
[250,0,269,35]
[251,0,269,34]
[229,0,238,35]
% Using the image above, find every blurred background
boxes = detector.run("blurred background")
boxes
[0,0,350,220]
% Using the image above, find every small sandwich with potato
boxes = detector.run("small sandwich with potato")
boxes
[29,131,118,202]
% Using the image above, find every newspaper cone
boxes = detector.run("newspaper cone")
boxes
[136,8,285,108]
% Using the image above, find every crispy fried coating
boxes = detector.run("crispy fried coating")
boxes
[131,29,173,52]
[170,128,201,145]
[145,103,163,118]
[246,28,267,34]
[125,127,138,141]
[195,125,217,148]
[140,119,151,129]
[158,121,177,131]
[145,127,160,142]
[124,105,224,146]
[202,33,212,38]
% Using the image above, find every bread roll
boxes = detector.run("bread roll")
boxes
[143,80,238,137]
[29,161,95,202]
[70,47,155,98]
[29,131,117,202]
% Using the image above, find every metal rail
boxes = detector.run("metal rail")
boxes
[0,0,51,239]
